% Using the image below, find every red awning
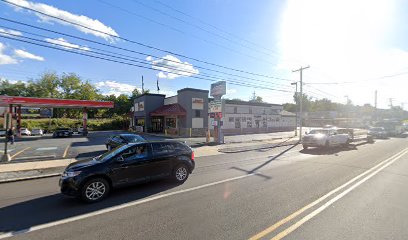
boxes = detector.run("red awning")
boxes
[0,95,114,108]
[150,103,186,116]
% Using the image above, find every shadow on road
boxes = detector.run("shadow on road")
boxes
[231,142,300,180]
[0,180,180,234]
[300,142,370,156]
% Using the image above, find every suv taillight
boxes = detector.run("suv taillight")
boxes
[191,151,195,161]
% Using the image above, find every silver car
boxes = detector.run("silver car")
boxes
[31,128,44,136]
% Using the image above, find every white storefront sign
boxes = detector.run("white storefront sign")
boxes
[209,100,222,113]
[192,98,204,110]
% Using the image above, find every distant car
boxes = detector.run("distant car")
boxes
[60,141,195,202]
[31,128,44,136]
[20,128,31,136]
[77,127,84,133]
[105,134,146,151]
[368,127,388,139]
[0,129,6,137]
[53,128,73,138]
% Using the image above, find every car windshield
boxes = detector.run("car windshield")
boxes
[95,144,130,162]
[309,130,329,135]
[121,134,144,142]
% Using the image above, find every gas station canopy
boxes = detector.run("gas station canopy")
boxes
[0,95,114,108]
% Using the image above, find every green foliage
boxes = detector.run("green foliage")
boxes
[0,72,145,118]
[18,117,128,131]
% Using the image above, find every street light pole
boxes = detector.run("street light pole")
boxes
[293,66,310,141]
[291,82,298,136]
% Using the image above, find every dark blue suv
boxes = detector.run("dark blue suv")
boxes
[60,141,195,203]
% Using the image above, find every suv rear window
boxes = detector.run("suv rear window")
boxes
[170,142,190,151]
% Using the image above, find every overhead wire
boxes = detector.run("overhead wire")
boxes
[0,0,294,82]
[0,33,293,93]
[0,26,294,90]
[0,17,293,86]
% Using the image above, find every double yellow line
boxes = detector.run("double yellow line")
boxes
[249,147,408,240]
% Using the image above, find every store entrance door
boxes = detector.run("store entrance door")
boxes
[151,117,164,133]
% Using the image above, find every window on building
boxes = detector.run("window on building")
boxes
[165,118,177,128]
[247,121,252,128]
[195,110,201,117]
[229,117,234,122]
[234,107,237,113]
[242,117,246,122]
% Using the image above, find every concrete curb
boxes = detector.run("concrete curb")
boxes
[0,173,61,184]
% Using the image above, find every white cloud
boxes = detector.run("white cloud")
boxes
[0,42,18,65]
[147,55,199,80]
[226,89,237,95]
[0,28,22,36]
[7,0,119,42]
[145,56,153,61]
[45,37,90,51]
[95,81,137,96]
[14,49,44,61]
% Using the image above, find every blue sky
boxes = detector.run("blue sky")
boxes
[1,0,408,109]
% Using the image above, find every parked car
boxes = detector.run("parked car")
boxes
[302,128,350,149]
[53,128,73,138]
[77,126,84,134]
[0,129,6,137]
[20,128,31,136]
[60,141,195,202]
[31,128,44,136]
[368,127,388,139]
[105,134,146,151]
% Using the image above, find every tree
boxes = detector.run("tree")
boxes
[60,73,82,99]
[35,72,60,98]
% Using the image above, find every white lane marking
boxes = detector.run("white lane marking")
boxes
[271,148,408,240]
[36,147,57,151]
[14,155,56,160]
[0,149,15,153]
[250,147,408,240]
[0,173,255,239]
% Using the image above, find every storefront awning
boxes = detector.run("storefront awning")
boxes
[150,103,186,116]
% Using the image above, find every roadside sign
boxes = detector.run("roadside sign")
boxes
[209,100,222,113]
[210,81,226,97]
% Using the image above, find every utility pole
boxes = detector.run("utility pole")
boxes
[142,75,144,93]
[292,66,310,141]
[388,98,394,108]
[291,81,298,136]
[374,90,377,121]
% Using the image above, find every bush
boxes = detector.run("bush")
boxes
[1,117,128,131]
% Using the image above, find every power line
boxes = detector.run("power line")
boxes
[153,0,283,57]
[0,0,294,82]
[0,34,293,94]
[124,0,280,59]
[0,17,294,86]
[0,26,294,90]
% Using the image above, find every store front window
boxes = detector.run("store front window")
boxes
[166,117,177,128]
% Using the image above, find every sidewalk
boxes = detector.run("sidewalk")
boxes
[0,132,298,183]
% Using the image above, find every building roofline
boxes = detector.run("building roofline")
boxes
[177,88,209,93]
[223,99,282,107]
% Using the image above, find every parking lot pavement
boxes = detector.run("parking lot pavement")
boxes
[0,131,123,162]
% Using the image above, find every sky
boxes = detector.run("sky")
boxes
[0,0,408,109]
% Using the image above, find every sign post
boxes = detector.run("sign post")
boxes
[2,112,12,162]
[210,81,226,144]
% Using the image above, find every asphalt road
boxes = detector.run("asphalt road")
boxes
[0,137,407,239]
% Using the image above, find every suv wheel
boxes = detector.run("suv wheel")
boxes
[172,164,189,183]
[81,178,110,203]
